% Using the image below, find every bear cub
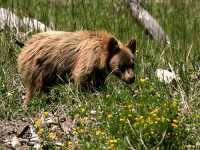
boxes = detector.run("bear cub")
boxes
[17,31,136,106]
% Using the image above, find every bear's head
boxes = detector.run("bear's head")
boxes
[108,37,136,84]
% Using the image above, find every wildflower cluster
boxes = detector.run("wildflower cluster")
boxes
[30,77,189,149]
[107,138,118,150]
[34,111,58,141]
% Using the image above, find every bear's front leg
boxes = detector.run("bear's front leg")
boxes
[71,68,92,91]
[92,70,107,90]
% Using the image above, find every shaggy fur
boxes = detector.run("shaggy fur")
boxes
[17,31,136,106]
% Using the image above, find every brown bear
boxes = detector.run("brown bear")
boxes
[17,31,136,107]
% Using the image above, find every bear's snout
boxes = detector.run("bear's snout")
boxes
[125,76,135,84]
[121,69,135,84]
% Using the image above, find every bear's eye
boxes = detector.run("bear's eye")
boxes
[120,63,134,72]
[120,64,128,72]
[113,46,120,52]
[129,59,135,68]
[130,63,134,69]
[121,67,126,72]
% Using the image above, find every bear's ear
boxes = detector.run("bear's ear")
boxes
[126,38,136,54]
[108,37,120,54]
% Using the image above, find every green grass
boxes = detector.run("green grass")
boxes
[0,0,200,149]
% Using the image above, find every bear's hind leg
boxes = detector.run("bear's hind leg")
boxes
[23,86,33,108]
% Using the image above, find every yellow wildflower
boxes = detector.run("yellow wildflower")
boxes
[43,111,49,117]
[140,78,146,83]
[72,128,78,135]
[68,141,73,145]
[151,113,157,117]
[81,108,85,112]
[139,78,148,87]
[96,129,105,137]
[127,104,133,109]
[107,113,113,119]
[171,123,178,128]
[172,100,178,107]
[119,118,126,122]
[135,116,144,124]
[128,113,132,117]
[144,123,148,128]
[34,118,43,128]
[108,144,116,150]
[155,92,160,97]
[127,104,135,112]
[37,128,44,136]
[108,138,118,149]
[156,146,160,150]
[49,132,57,140]
[96,130,101,136]
[173,119,179,124]
[67,141,73,149]
[106,94,110,98]
[150,107,160,115]
[79,128,85,134]
[109,139,117,144]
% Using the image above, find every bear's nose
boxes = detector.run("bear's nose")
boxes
[126,76,135,84]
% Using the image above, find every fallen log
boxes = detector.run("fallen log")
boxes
[0,8,52,33]
[129,0,170,45]
[0,8,52,44]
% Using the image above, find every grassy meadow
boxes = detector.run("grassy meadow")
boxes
[0,0,200,149]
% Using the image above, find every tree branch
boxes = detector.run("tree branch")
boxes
[129,0,170,45]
